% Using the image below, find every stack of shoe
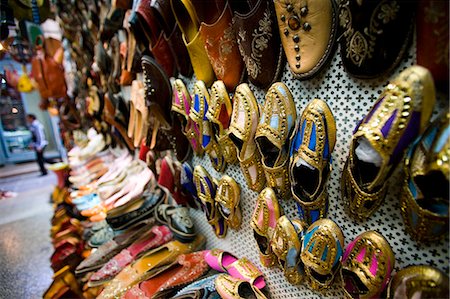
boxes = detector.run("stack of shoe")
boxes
[45,203,87,299]
[45,125,229,298]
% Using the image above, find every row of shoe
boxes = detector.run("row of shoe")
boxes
[100,0,447,91]
[50,204,88,274]
[45,203,89,299]
[250,191,450,297]
[95,247,272,299]
[46,139,205,298]
[173,65,449,243]
[48,177,271,298]
[172,77,335,219]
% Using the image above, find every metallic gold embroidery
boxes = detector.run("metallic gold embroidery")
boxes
[237,8,273,79]
[270,216,305,285]
[207,81,237,164]
[215,176,241,230]
[251,187,281,267]
[206,24,236,79]
[341,231,395,299]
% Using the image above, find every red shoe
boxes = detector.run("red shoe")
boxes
[158,156,188,205]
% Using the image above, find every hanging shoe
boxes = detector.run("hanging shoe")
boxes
[300,218,344,291]
[400,112,449,242]
[341,65,436,221]
[215,175,241,230]
[229,83,266,192]
[338,0,414,78]
[274,0,338,79]
[232,0,284,89]
[255,82,297,197]
[250,187,283,268]
[289,99,336,225]
[198,1,244,90]
[270,216,306,285]
[206,80,238,164]
[191,80,226,172]
[340,231,395,299]
[193,165,227,238]
[172,79,202,155]
[171,0,215,85]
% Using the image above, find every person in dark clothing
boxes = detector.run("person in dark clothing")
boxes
[27,114,48,175]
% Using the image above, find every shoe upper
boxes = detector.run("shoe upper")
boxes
[274,0,338,79]
[256,82,297,196]
[387,265,450,299]
[270,215,306,285]
[341,231,395,299]
[300,218,344,291]
[343,65,436,220]
[400,112,449,242]
[289,99,336,224]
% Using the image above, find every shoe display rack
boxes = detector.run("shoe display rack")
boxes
[183,39,449,297]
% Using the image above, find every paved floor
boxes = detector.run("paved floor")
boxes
[0,169,56,299]
[0,162,40,179]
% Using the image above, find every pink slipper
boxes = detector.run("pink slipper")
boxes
[204,249,266,289]
[88,225,173,286]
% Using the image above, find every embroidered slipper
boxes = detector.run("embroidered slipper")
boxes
[341,65,436,221]
[206,80,238,164]
[229,83,266,192]
[250,187,283,268]
[256,82,297,197]
[97,234,206,299]
[199,1,244,90]
[232,0,284,89]
[289,99,336,225]
[215,175,241,230]
[341,231,395,299]
[338,0,414,78]
[274,0,338,79]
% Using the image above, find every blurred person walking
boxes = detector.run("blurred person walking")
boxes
[27,114,48,176]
